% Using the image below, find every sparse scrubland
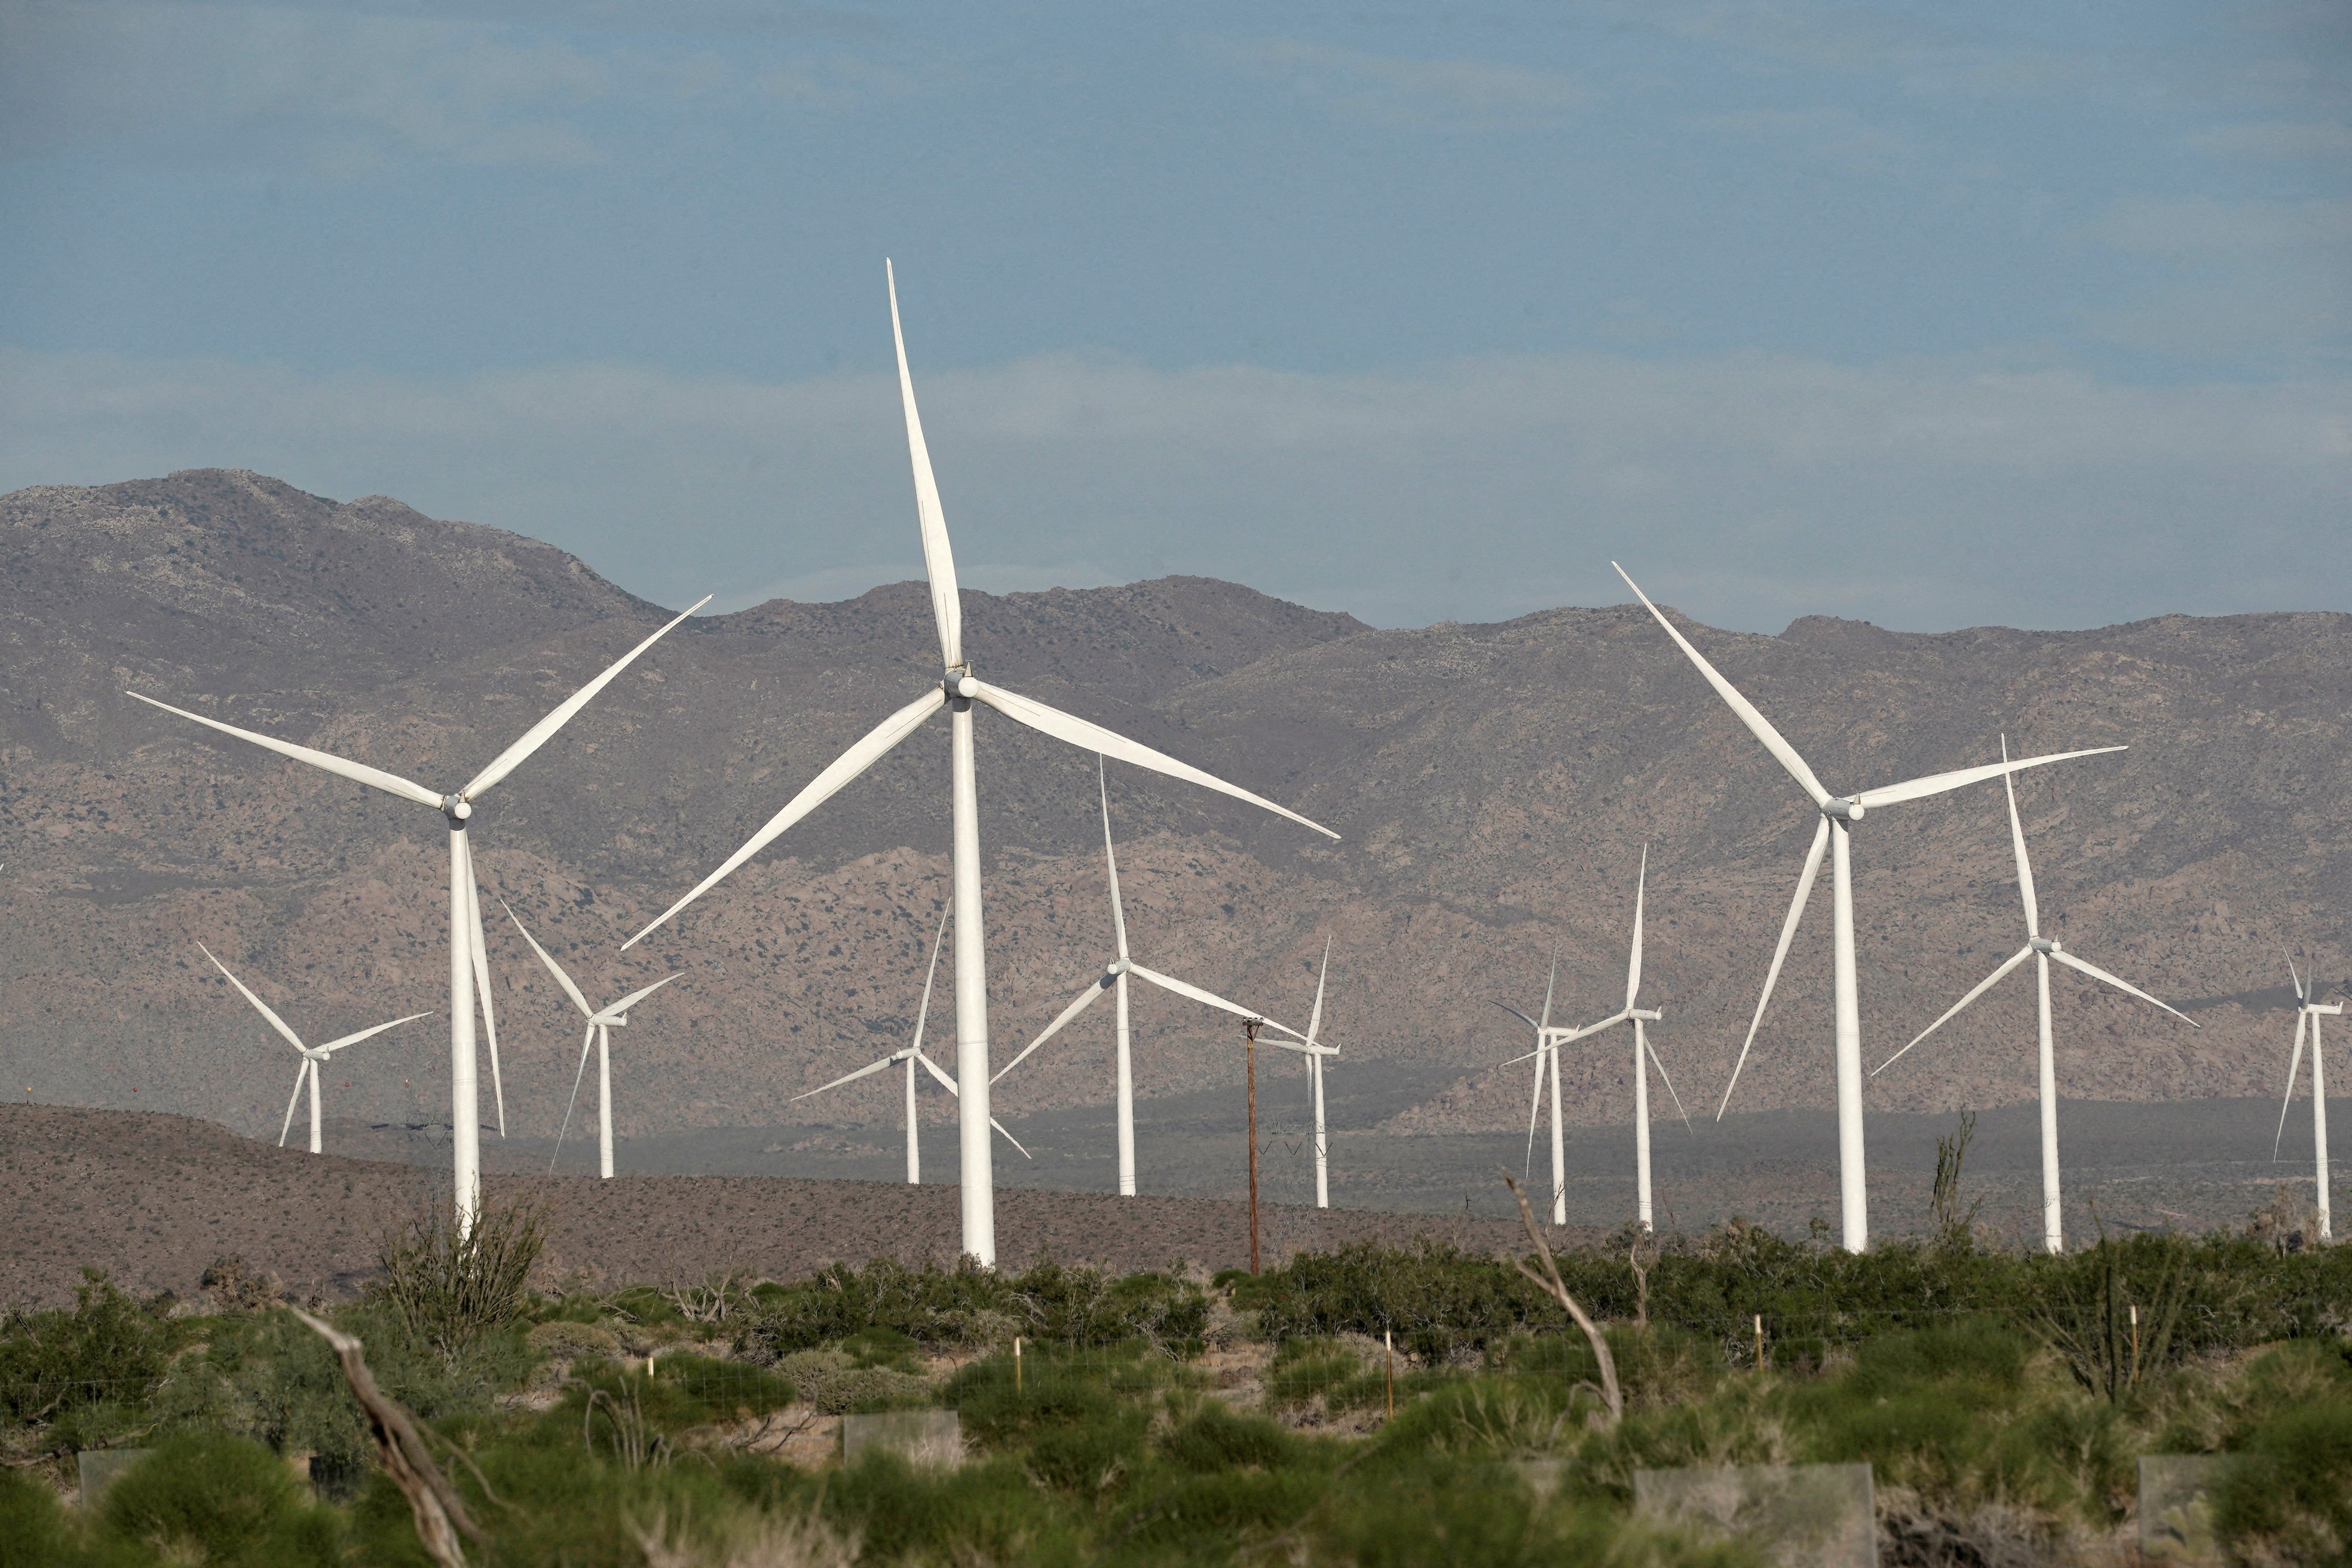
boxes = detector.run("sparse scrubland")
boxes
[1,1192,2347,1567]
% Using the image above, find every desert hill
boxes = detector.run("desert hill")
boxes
[3,470,2344,1165]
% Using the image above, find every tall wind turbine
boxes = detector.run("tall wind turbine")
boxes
[623,265,1336,1265]
[1615,564,2123,1251]
[1873,739,2194,1254]
[990,758,1328,1195]
[503,904,684,1180]
[1492,944,1569,1224]
[2274,952,2339,1242]
[1297,938,1337,1210]
[130,597,706,1227]
[793,906,1032,1171]
[197,943,428,1155]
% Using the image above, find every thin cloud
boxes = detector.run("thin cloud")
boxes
[1219,37,1588,131]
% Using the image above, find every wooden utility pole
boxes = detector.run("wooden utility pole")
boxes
[1245,1016,1261,1275]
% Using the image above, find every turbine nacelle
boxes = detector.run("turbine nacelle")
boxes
[945,671,979,700]
[2030,936,2060,954]
[442,797,473,822]
[1821,797,1865,822]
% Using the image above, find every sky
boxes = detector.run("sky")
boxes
[1,1,2345,633]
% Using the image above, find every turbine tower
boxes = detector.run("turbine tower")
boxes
[197,943,428,1155]
[988,758,1330,1197]
[1873,739,2194,1253]
[624,265,1335,1265]
[792,908,1033,1172]
[2274,952,2339,1242]
[1492,943,1569,1224]
[503,904,685,1180]
[1297,937,1337,1210]
[130,597,705,1227]
[1615,564,2121,1251]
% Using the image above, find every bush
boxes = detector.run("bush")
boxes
[371,1194,547,1368]
[0,1270,171,1430]
[736,1257,1206,1360]
[2212,1394,2352,1565]
[98,1431,341,1566]
[527,1319,621,1360]
[0,1468,80,1568]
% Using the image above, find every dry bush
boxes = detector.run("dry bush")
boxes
[373,1195,549,1367]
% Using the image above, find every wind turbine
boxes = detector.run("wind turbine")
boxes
[1614,564,2123,1251]
[1492,944,1569,1225]
[501,904,684,1180]
[197,943,429,1155]
[623,265,1335,1265]
[792,905,1033,1172]
[2273,952,2338,1242]
[989,758,1330,1195]
[129,596,706,1227]
[1873,739,2194,1254]
[1297,938,1338,1210]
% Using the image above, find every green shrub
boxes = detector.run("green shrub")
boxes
[1160,1400,1310,1473]
[526,1319,621,1359]
[98,1431,340,1567]
[947,1350,1117,1445]
[1022,1409,1149,1497]
[0,1270,171,1430]
[370,1195,547,1368]
[0,1468,83,1568]
[2212,1398,2352,1566]
[148,1308,370,1484]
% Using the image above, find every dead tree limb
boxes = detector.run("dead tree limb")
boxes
[1502,1172,1622,1428]
[293,1308,481,1568]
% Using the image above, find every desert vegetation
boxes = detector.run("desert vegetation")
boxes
[1,1190,2347,1567]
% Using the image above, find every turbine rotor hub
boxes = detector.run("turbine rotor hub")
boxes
[1821,797,1865,821]
[1106,958,1131,977]
[442,796,473,824]
[2031,936,2059,954]
[944,670,979,700]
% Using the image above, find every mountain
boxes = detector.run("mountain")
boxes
[4,470,2344,1157]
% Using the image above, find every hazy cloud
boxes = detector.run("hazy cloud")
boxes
[1220,38,1588,131]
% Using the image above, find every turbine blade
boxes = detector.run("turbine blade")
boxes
[624,687,947,947]
[1641,1021,1693,1132]
[1492,1000,1542,1034]
[593,972,685,1024]
[2275,1010,2308,1158]
[549,1024,595,1174]
[279,1062,308,1148]
[1566,1009,1633,1042]
[503,902,594,1018]
[1852,746,2125,810]
[1873,945,2034,1075]
[1523,1046,1545,1183]
[127,694,443,807]
[991,975,1111,1085]
[316,1012,433,1055]
[1539,940,1559,1030]
[2047,948,2198,1028]
[914,1049,960,1096]
[1718,816,1831,1119]
[886,260,963,669]
[198,943,308,1054]
[1100,757,1130,960]
[991,1117,1031,1159]
[911,904,950,1056]
[1125,961,1294,1037]
[1626,844,1647,1012]
[460,596,710,800]
[969,681,1337,840]
[792,1052,905,1101]
[1306,936,1331,1046]
[1999,736,2041,938]
[2286,948,2305,1003]
[1612,564,1832,807]
[460,833,504,1137]
[1261,1037,1337,1057]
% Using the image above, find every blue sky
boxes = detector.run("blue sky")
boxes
[2,1,2345,631]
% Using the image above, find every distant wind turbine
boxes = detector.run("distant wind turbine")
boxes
[503,904,684,1180]
[1296,938,1339,1210]
[197,942,428,1154]
[1615,563,2122,1251]
[130,597,706,1227]
[1873,738,2194,1254]
[623,265,1334,1265]
[1492,943,1569,1224]
[2273,951,2339,1242]
[794,906,1032,1169]
[990,758,1328,1195]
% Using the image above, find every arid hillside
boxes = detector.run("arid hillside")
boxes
[3,470,2343,1156]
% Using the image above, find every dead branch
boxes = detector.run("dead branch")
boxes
[292,1308,480,1568]
[1503,1172,1622,1428]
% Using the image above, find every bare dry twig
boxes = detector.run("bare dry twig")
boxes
[1502,1172,1622,1428]
[292,1308,482,1568]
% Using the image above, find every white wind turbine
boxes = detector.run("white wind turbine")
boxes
[502,904,685,1180]
[2274,952,2338,1242]
[988,758,1330,1196]
[1492,944,1570,1225]
[1615,564,2123,1251]
[792,905,1033,1175]
[197,942,429,1155]
[1873,738,2194,1254]
[1296,938,1339,1210]
[130,596,706,1227]
[623,265,1335,1264]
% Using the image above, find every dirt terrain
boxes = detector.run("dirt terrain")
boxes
[0,1104,1576,1309]
[4,469,2347,1162]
